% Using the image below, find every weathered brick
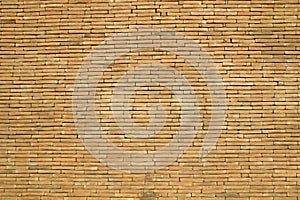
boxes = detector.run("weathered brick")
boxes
[0,0,299,199]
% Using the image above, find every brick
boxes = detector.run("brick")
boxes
[0,0,300,199]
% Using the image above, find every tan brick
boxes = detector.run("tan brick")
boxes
[0,0,299,199]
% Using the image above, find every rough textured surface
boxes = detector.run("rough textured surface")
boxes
[0,0,300,199]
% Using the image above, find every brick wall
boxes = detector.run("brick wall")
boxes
[1,0,300,199]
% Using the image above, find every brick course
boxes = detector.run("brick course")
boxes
[1,0,300,199]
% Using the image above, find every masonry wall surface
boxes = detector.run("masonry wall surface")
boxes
[0,0,300,199]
